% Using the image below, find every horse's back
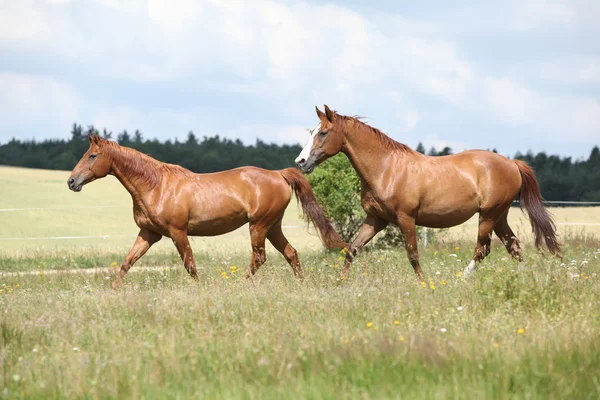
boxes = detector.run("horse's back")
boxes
[408,149,522,227]
[198,166,292,218]
[443,149,522,205]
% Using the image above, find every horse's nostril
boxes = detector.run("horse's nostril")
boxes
[297,158,306,165]
[68,178,75,186]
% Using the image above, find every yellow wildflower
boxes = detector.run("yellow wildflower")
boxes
[230,265,237,272]
[399,336,405,342]
[340,247,348,255]
[456,271,463,277]
[430,284,435,290]
[366,322,373,328]
[455,246,460,251]
[394,320,399,325]
[493,343,499,348]
[441,280,447,286]
[517,328,525,335]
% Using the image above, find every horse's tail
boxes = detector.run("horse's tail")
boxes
[514,160,561,255]
[279,168,348,249]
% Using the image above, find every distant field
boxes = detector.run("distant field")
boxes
[0,165,598,260]
[1,166,600,399]
[0,166,322,259]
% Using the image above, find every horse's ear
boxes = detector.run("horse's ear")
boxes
[324,105,336,122]
[88,134,94,144]
[315,106,326,120]
[93,134,101,145]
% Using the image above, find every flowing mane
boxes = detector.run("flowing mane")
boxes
[341,115,414,153]
[101,139,194,188]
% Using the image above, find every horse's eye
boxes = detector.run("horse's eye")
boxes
[89,154,98,160]
[319,131,328,137]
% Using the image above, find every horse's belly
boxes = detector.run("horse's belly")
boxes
[416,207,477,229]
[187,215,248,236]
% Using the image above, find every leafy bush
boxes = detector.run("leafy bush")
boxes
[307,154,436,248]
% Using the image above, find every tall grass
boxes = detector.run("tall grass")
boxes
[1,240,599,399]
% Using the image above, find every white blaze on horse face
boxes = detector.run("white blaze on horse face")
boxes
[295,123,321,164]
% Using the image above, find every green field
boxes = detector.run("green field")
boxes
[1,166,600,399]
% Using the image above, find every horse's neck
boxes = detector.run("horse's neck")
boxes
[342,126,410,189]
[109,147,160,201]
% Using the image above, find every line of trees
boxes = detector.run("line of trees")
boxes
[0,124,301,173]
[0,123,599,201]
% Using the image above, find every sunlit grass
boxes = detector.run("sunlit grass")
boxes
[2,166,600,398]
[1,241,600,399]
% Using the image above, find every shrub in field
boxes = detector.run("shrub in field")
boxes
[306,154,363,242]
[307,154,434,247]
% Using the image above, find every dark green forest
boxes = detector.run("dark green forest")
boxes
[1,123,599,201]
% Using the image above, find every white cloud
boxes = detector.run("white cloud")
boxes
[481,76,600,143]
[0,72,81,129]
[511,0,575,30]
[541,58,600,85]
[0,1,55,44]
[483,78,542,124]
[222,123,310,145]
[421,134,469,153]
[0,0,598,157]
[404,110,420,130]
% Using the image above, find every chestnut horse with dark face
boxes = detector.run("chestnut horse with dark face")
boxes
[69,134,346,287]
[295,105,560,280]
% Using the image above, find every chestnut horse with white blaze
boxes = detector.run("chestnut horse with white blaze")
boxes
[295,105,560,280]
[68,134,346,288]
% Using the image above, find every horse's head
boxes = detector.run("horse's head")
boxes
[68,134,112,192]
[295,105,345,173]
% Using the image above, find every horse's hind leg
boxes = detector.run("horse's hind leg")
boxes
[245,223,267,279]
[267,222,303,278]
[494,212,523,261]
[463,215,496,277]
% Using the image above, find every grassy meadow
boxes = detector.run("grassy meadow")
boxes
[1,166,600,399]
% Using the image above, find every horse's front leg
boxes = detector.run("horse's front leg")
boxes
[397,216,424,282]
[340,215,387,280]
[113,229,162,288]
[170,229,199,280]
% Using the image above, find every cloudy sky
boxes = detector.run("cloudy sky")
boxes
[1,0,599,158]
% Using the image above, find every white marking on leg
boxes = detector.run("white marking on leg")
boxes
[295,123,321,164]
[463,260,477,277]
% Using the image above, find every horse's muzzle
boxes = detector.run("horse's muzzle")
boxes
[295,158,316,174]
[67,178,82,192]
